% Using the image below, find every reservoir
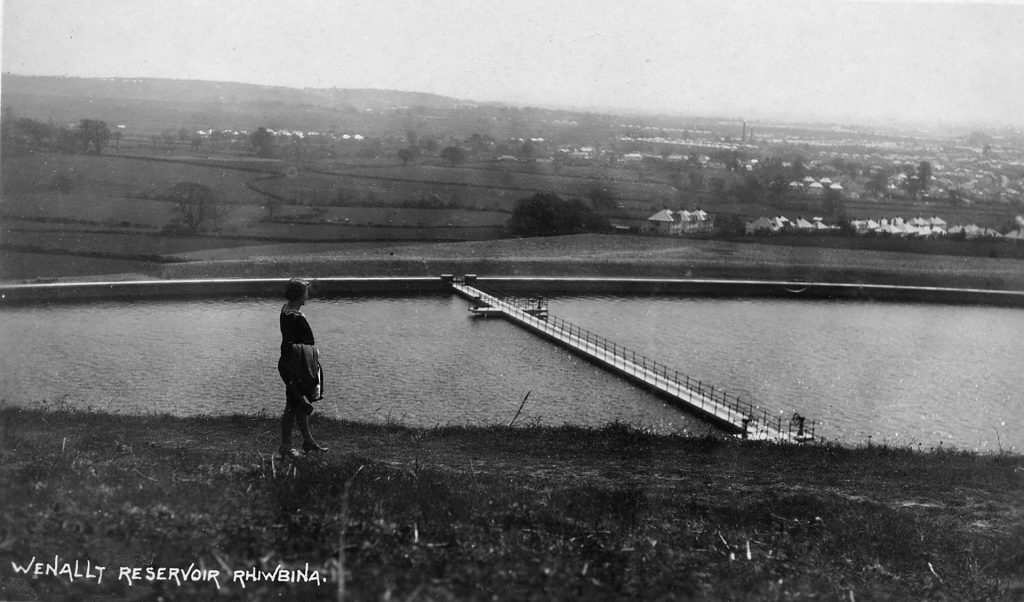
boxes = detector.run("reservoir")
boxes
[1,294,1020,452]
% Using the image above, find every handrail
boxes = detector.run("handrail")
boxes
[458,280,815,442]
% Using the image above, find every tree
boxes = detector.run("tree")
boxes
[9,117,56,146]
[519,140,535,160]
[823,187,844,216]
[734,174,763,204]
[587,186,618,213]
[709,177,726,197]
[916,161,933,192]
[766,175,788,202]
[508,192,608,237]
[58,127,81,153]
[166,182,224,231]
[789,156,808,181]
[397,147,419,165]
[866,171,889,198]
[250,127,274,158]
[947,188,961,208]
[79,119,111,155]
[905,176,922,198]
[440,146,466,166]
[420,136,439,153]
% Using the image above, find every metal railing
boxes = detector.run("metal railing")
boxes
[501,295,548,315]
[458,280,815,442]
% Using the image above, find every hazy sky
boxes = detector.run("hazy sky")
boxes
[2,0,1023,126]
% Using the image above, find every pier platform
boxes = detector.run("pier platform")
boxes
[446,274,814,443]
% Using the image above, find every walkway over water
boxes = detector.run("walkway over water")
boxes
[447,275,814,442]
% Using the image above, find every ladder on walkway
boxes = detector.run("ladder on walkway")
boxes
[446,275,814,443]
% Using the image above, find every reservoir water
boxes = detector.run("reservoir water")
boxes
[1,294,1020,452]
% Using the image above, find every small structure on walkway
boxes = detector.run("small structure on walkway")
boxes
[445,275,815,443]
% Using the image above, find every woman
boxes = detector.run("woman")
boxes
[278,278,329,457]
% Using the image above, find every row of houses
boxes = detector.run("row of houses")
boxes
[852,216,1023,239]
[946,225,1024,240]
[789,176,845,195]
[745,214,1024,240]
[643,209,714,235]
[745,216,840,235]
[850,216,948,237]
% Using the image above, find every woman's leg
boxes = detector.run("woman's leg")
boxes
[280,386,302,454]
[296,396,328,452]
[296,411,314,444]
[281,407,295,449]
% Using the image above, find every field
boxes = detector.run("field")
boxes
[3,148,1024,285]
[1,405,1021,601]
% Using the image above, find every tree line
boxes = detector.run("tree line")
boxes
[507,192,609,237]
[2,111,115,155]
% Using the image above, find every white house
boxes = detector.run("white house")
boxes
[794,217,816,231]
[677,209,712,233]
[645,209,677,235]
[771,216,791,231]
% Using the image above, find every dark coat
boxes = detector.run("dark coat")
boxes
[278,343,324,401]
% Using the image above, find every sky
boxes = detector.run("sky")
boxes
[2,0,1023,127]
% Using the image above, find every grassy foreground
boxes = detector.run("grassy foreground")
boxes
[1,406,1022,601]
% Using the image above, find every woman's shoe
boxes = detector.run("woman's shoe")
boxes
[302,441,329,453]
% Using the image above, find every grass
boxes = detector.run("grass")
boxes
[3,150,1023,286]
[152,233,1024,293]
[0,152,266,204]
[7,229,1022,291]
[1,404,1022,601]
[307,162,677,209]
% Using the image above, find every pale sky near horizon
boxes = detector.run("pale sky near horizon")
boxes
[2,0,1023,127]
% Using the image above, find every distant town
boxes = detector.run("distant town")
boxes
[2,74,1022,275]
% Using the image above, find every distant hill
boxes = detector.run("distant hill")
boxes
[0,74,473,134]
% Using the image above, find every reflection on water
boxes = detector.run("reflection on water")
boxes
[553,296,1023,451]
[1,294,1020,451]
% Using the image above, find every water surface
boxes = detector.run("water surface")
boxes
[1,295,1020,451]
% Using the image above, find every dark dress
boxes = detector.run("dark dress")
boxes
[278,307,323,405]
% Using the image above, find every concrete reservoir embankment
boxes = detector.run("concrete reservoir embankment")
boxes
[2,276,1024,306]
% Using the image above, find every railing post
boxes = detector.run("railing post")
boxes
[460,283,814,441]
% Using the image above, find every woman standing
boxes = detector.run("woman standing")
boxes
[278,278,329,457]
